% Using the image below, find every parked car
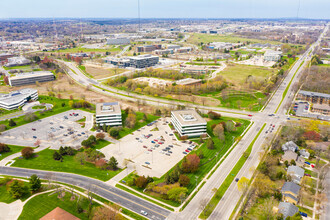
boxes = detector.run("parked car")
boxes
[32,128,36,131]
[151,141,155,144]
[305,161,311,165]
[148,149,152,152]
[183,152,187,154]
[185,149,190,153]
[165,153,170,156]
[143,146,147,148]
[33,136,37,139]
[248,114,253,117]
[187,147,192,151]
[144,162,150,165]
[304,174,311,177]
[299,211,307,217]
[235,178,240,182]
[77,134,81,136]
[168,151,173,154]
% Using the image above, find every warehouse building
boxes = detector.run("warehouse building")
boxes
[107,38,130,45]
[0,88,38,110]
[8,71,55,86]
[95,102,122,126]
[4,56,31,67]
[263,50,283,62]
[171,109,207,138]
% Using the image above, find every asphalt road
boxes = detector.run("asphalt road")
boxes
[0,166,170,220]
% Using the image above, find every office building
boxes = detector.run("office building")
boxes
[107,38,130,45]
[128,54,159,68]
[95,102,122,126]
[137,45,162,53]
[9,71,55,86]
[154,49,173,55]
[263,50,283,62]
[176,47,192,53]
[297,90,330,105]
[0,53,14,62]
[167,44,181,50]
[0,88,38,110]
[4,56,31,67]
[171,109,207,138]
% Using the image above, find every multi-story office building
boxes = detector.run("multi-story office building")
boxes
[137,45,162,53]
[297,90,330,105]
[95,102,122,126]
[128,54,159,68]
[0,53,14,62]
[0,88,38,110]
[9,71,55,86]
[167,44,181,50]
[154,49,173,55]
[171,109,207,138]
[106,38,130,45]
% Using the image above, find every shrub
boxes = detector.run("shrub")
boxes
[53,151,62,161]
[0,143,10,153]
[208,111,221,120]
[109,128,119,138]
[135,176,148,189]
[8,119,16,127]
[96,132,105,140]
[21,147,34,159]
[179,174,190,187]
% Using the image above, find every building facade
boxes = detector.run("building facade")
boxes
[171,110,207,138]
[263,50,283,62]
[107,38,130,45]
[9,71,55,86]
[95,102,122,126]
[4,56,31,67]
[0,88,38,110]
[128,55,159,68]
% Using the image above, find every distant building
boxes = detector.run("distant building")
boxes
[4,56,31,67]
[281,182,300,205]
[9,71,55,86]
[176,78,202,86]
[40,207,80,220]
[107,38,130,45]
[167,44,181,50]
[299,149,310,159]
[263,50,282,62]
[137,45,161,53]
[128,54,159,68]
[95,102,122,127]
[0,53,14,62]
[182,66,209,74]
[154,49,173,55]
[0,88,38,110]
[171,109,207,138]
[282,141,298,152]
[176,47,192,53]
[278,202,299,219]
[69,53,88,58]
[287,165,305,184]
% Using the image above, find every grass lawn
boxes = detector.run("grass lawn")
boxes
[0,108,21,117]
[187,33,282,45]
[0,181,31,204]
[297,205,313,217]
[3,65,42,72]
[304,169,318,178]
[18,191,99,220]
[305,177,317,189]
[200,123,266,219]
[219,63,275,84]
[12,148,121,181]
[0,145,26,161]
[94,139,111,150]
[121,117,251,207]
[0,95,95,131]
[118,111,160,139]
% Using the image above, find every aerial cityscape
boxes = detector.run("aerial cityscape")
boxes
[0,1,329,220]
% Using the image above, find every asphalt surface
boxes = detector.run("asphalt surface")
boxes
[0,166,170,220]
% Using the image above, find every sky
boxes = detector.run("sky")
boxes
[0,0,329,19]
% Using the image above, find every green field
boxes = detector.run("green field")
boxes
[3,65,41,72]
[0,181,31,204]
[121,117,251,207]
[93,139,111,149]
[0,96,94,130]
[12,148,121,181]
[18,191,98,220]
[0,145,26,161]
[219,64,275,84]
[187,33,282,45]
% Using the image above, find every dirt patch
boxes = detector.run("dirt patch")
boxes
[85,65,125,79]
[171,94,220,106]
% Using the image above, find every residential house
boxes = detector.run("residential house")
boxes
[40,207,80,220]
[299,149,310,159]
[281,182,300,205]
[278,202,299,219]
[282,151,298,163]
[282,141,298,152]
[287,165,305,184]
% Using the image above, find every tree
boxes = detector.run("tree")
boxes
[29,174,41,192]
[125,113,136,129]
[96,132,105,140]
[206,138,214,150]
[303,130,321,141]
[8,180,28,199]
[75,152,87,165]
[286,213,303,220]
[237,177,249,193]
[135,176,148,188]
[109,128,119,138]
[208,111,221,120]
[0,124,7,132]
[8,119,16,127]
[167,187,188,202]
[0,143,10,153]
[225,120,236,132]
[253,174,275,197]
[108,156,118,170]
[92,203,123,220]
[21,147,34,159]
[179,174,190,186]
[213,123,225,142]
[290,159,296,166]
[24,113,38,122]
[181,154,200,173]
[95,158,107,168]
[53,151,62,161]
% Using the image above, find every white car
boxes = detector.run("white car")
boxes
[140,210,148,216]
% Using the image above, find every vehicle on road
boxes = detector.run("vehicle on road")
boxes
[144,162,150,165]
[33,136,37,139]
[248,114,253,117]
[32,128,36,131]
[235,178,239,182]
[183,152,187,154]
[140,210,148,216]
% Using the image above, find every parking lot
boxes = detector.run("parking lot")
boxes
[101,117,195,178]
[1,110,94,149]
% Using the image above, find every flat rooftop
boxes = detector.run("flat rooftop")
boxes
[176,78,202,85]
[96,102,121,116]
[9,71,54,80]
[172,110,206,126]
[0,88,37,105]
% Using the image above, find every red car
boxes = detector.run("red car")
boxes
[185,149,190,153]
[311,164,315,168]
[148,149,152,152]
[304,174,311,177]
[143,146,147,148]
[248,114,253,117]
[273,125,275,128]
[158,142,163,145]
[69,114,72,116]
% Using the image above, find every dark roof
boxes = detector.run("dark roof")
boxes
[281,182,301,195]
[278,202,299,219]
[40,207,80,220]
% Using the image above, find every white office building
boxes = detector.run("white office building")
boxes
[95,102,122,126]
[0,88,38,110]
[171,109,207,138]
[107,38,130,45]
[4,56,31,67]
[264,50,283,62]
[9,71,55,86]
